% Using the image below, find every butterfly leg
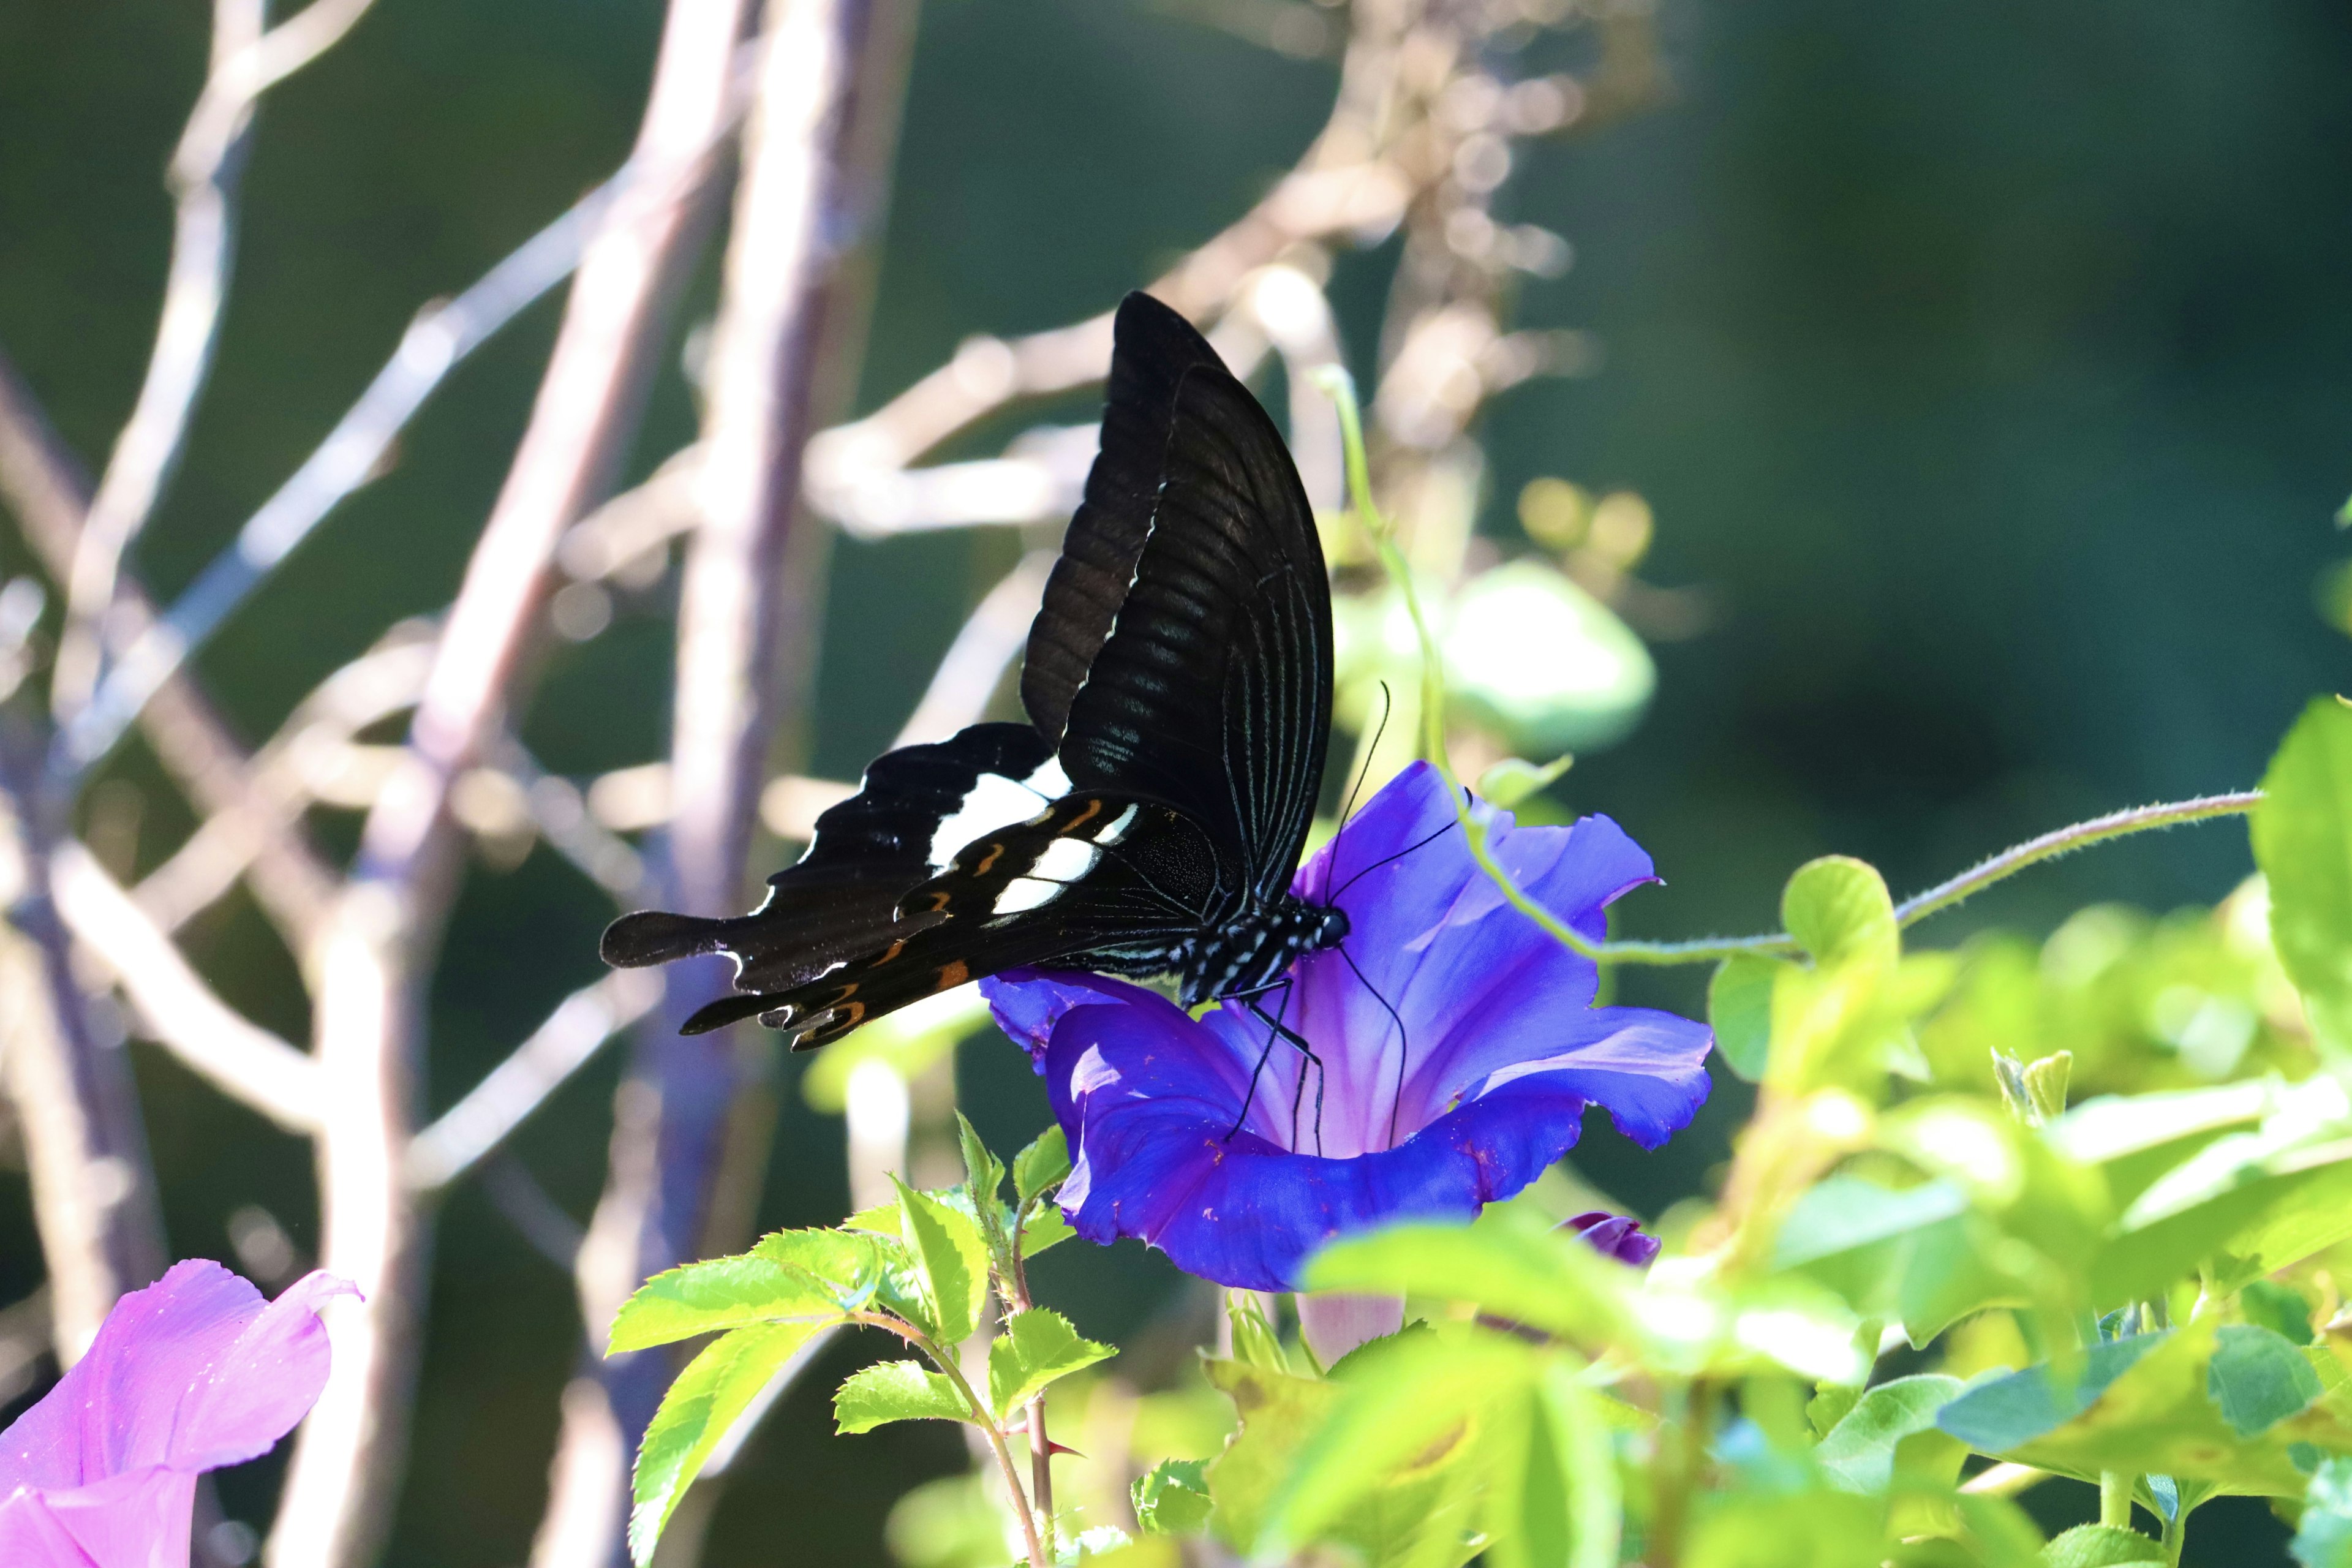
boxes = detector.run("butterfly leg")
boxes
[1228,979,1327,1155]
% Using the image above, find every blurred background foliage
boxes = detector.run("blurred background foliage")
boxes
[2,0,2348,1562]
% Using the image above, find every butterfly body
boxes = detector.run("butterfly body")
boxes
[602,292,1343,1048]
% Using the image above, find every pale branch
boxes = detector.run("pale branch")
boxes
[48,840,320,1133]
[0,837,170,1366]
[55,0,270,720]
[172,0,383,189]
[892,549,1057,747]
[0,344,338,944]
[403,969,664,1193]
[557,0,919,1559]
[268,1,756,1561]
[477,1152,589,1270]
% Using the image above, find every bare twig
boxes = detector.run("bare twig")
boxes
[266,2,753,1561]
[0,345,339,948]
[0,828,169,1365]
[54,0,273,719]
[554,0,919,1559]
[403,969,664,1193]
[49,840,319,1133]
[892,549,1055,747]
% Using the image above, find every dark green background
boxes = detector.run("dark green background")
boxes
[2,0,2344,1560]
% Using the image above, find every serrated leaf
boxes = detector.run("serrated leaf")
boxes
[2255,698,2352,1052]
[1709,954,1785,1084]
[608,1253,848,1354]
[1262,1326,1534,1556]
[1937,1334,2171,1454]
[834,1359,974,1434]
[1771,1175,1969,1268]
[895,1175,992,1345]
[1815,1374,1964,1493]
[1132,1458,1213,1536]
[957,1111,1007,1205]
[1302,1209,1630,1347]
[752,1226,890,1306]
[988,1308,1115,1419]
[1782,856,1899,971]
[2040,1523,2165,1567]
[1015,1124,1071,1207]
[2207,1323,2323,1437]
[1020,1199,1076,1259]
[629,1319,826,1564]
[1226,1291,1292,1374]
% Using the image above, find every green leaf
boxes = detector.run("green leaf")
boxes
[987,1307,1115,1419]
[2243,1280,2316,1345]
[2092,1157,2352,1303]
[1937,1334,2171,1453]
[834,1359,974,1434]
[2294,1455,2352,1567]
[2207,1324,2323,1437]
[1476,754,1573,809]
[1020,1200,1076,1259]
[1015,1123,1071,1207]
[1262,1326,1536,1556]
[1782,856,1899,971]
[750,1226,892,1308]
[608,1252,848,1354]
[1771,1175,1969,1268]
[1897,1213,2032,1344]
[1709,954,1785,1084]
[1686,1490,1885,1568]
[2256,698,2352,1052]
[1815,1374,1964,1493]
[2039,1523,2165,1567]
[1132,1458,1213,1536]
[956,1112,1015,1280]
[894,1175,991,1345]
[629,1319,826,1564]
[1301,1209,1630,1347]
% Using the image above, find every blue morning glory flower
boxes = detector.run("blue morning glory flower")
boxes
[982,761,1714,1292]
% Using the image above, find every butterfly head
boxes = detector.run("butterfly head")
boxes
[1310,902,1351,953]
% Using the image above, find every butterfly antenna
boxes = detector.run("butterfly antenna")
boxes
[1330,817,1459,902]
[1336,943,1413,1148]
[1322,682,1393,905]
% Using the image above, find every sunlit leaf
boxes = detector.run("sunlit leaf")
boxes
[895,1175,992,1346]
[1015,1124,1071,1207]
[2038,1523,2164,1567]
[1685,1489,1883,1568]
[1132,1458,1213,1536]
[834,1359,973,1434]
[2255,698,2352,1052]
[1815,1374,1964,1493]
[630,1319,827,1564]
[1937,1334,2170,1455]
[987,1308,1115,1419]
[1772,1175,1969,1269]
[1302,1210,1630,1347]
[2206,1324,2323,1438]
[1710,954,1786,1084]
[1783,856,1899,972]
[608,1252,848,1354]
[1021,1200,1076,1259]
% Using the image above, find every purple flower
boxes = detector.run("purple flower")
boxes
[0,1261,353,1568]
[1564,1210,1661,1268]
[984,761,1713,1292]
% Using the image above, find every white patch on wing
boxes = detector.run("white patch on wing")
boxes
[927,756,1071,871]
[1096,802,1140,844]
[992,835,1101,914]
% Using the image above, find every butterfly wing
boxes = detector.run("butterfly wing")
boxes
[1045,294,1335,904]
[600,721,1059,994]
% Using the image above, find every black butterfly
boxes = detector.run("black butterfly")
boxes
[601,291,1349,1051]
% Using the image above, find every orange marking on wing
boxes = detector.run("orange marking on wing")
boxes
[1062,797,1104,834]
[877,938,907,963]
[925,890,952,913]
[973,843,1005,875]
[935,959,970,992]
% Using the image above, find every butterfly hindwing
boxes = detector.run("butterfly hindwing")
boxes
[601,721,1058,997]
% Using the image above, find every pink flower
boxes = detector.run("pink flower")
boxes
[0,1261,354,1568]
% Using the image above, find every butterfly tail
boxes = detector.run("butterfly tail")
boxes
[598,908,741,968]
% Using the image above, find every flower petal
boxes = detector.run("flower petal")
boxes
[0,1261,353,1493]
[1046,998,1608,1291]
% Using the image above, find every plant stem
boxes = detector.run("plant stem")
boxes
[2100,1471,2133,1529]
[918,1332,1049,1568]
[1003,1204,1057,1558]
[1314,366,2264,976]
[2163,1507,2189,1567]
